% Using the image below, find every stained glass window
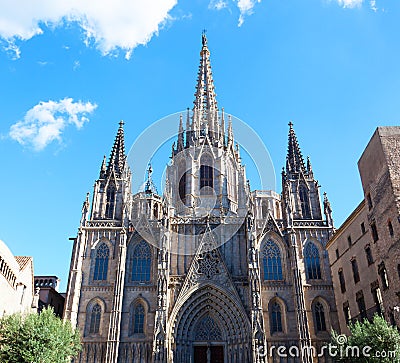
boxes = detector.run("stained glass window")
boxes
[133,304,145,334]
[263,240,283,281]
[314,302,326,332]
[270,302,283,333]
[93,243,109,281]
[89,304,101,334]
[304,242,321,280]
[131,240,151,282]
[200,165,213,194]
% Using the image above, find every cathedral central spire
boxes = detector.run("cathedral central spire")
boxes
[193,32,218,135]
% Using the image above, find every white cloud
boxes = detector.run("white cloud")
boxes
[209,0,228,11]
[1,39,21,59]
[336,0,363,8]
[370,0,378,12]
[9,98,97,151]
[0,0,177,59]
[237,0,261,26]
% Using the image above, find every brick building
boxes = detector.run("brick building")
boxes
[34,275,65,317]
[327,126,400,333]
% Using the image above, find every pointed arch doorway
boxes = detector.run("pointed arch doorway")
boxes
[169,285,251,363]
[193,315,225,363]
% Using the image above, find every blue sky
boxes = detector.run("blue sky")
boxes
[0,0,399,291]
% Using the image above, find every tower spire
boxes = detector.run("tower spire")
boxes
[177,114,184,152]
[227,115,233,146]
[220,107,226,146]
[323,192,334,227]
[193,32,218,137]
[185,108,191,147]
[100,155,107,178]
[286,122,306,174]
[106,120,126,178]
[144,163,158,194]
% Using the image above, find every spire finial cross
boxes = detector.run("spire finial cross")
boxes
[202,29,207,46]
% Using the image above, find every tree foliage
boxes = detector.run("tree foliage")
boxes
[331,314,400,362]
[0,307,81,363]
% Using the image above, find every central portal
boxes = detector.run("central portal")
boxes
[194,345,224,363]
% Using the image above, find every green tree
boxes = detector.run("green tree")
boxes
[331,314,400,362]
[0,307,81,363]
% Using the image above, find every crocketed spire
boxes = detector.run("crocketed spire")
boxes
[193,32,219,138]
[106,120,126,178]
[286,122,306,174]
[193,32,218,118]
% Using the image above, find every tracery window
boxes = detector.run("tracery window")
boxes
[200,165,213,194]
[299,185,311,219]
[270,302,283,333]
[89,304,101,334]
[313,302,326,332]
[194,315,223,341]
[200,154,213,195]
[93,243,109,281]
[133,304,145,334]
[131,240,151,282]
[304,242,321,280]
[105,185,116,218]
[262,240,283,281]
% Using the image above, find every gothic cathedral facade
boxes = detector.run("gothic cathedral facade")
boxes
[64,35,339,363]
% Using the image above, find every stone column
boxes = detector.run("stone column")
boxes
[105,230,127,362]
[289,229,312,363]
[153,219,170,363]
[247,216,267,363]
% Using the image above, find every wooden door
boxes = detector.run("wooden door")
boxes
[194,345,224,363]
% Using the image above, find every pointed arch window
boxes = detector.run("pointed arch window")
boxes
[304,242,321,280]
[105,185,116,218]
[262,240,283,281]
[313,302,327,332]
[131,240,151,282]
[299,185,311,219]
[133,303,145,334]
[200,154,214,195]
[270,301,283,333]
[89,304,101,334]
[179,171,187,204]
[93,243,109,281]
